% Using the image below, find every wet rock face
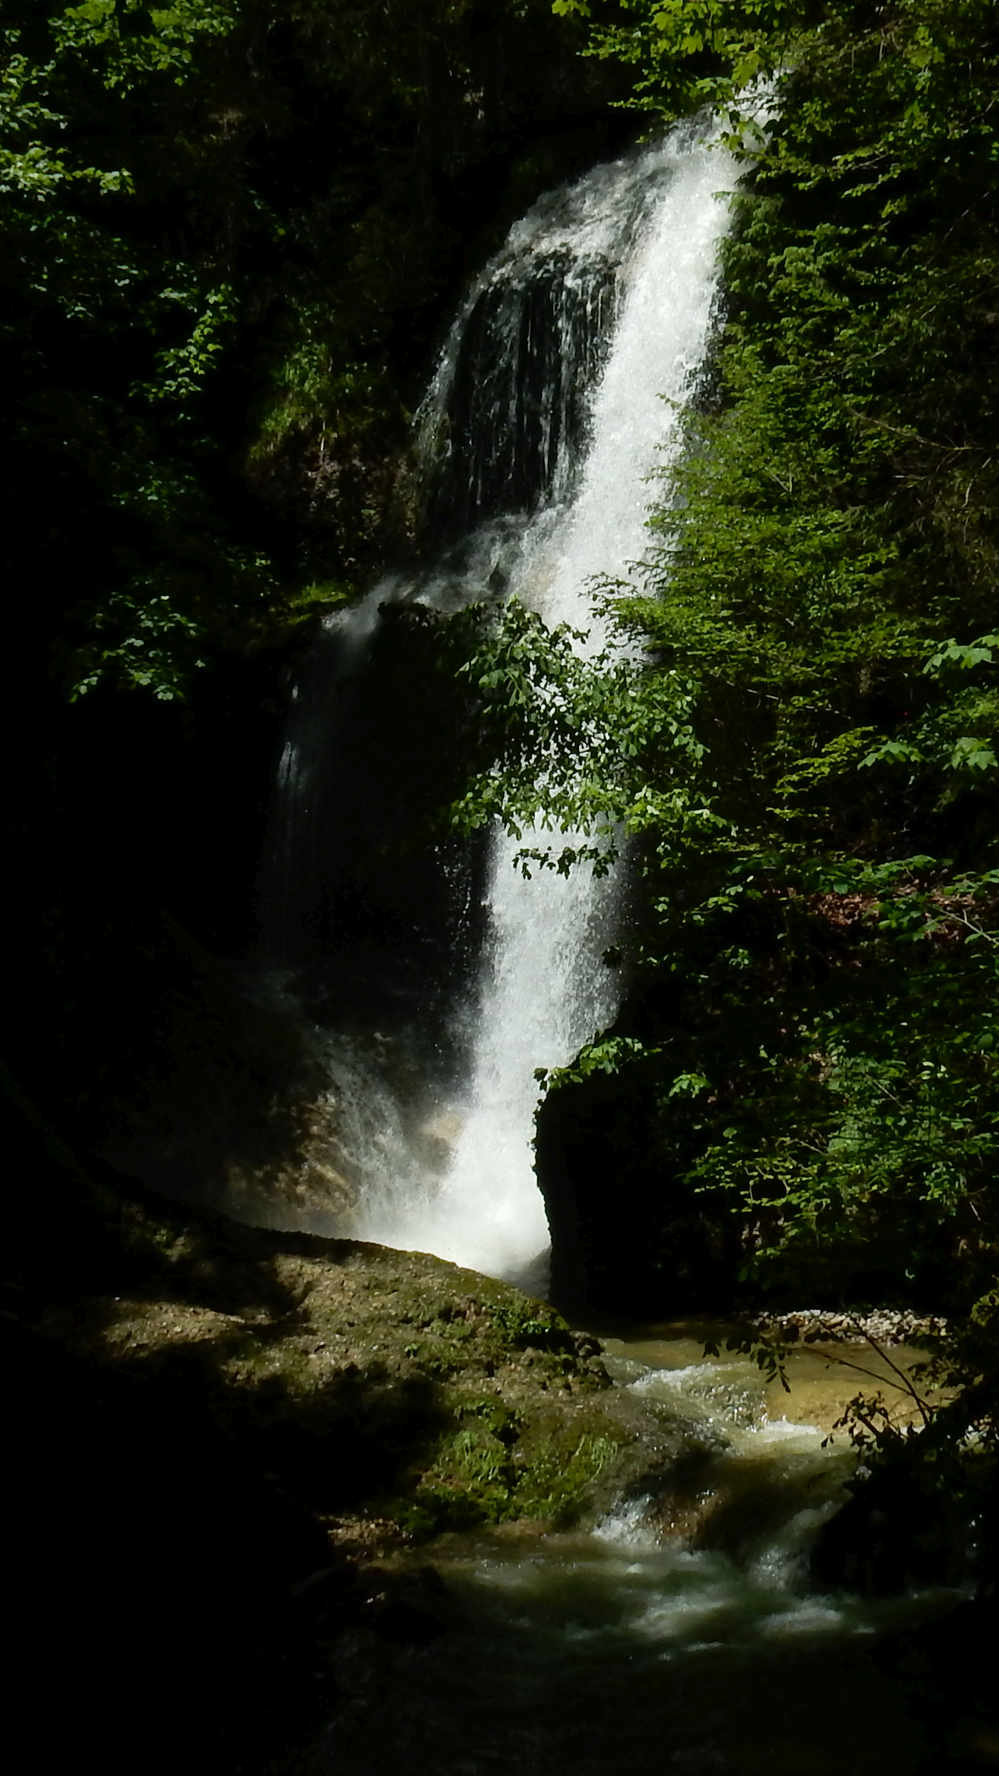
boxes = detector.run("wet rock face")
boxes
[535,1064,743,1319]
[426,253,617,535]
[535,1060,957,1324]
[90,933,366,1233]
[810,1451,978,1596]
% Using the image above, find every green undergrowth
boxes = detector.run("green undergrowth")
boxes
[399,1411,622,1537]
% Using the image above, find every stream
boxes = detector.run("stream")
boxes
[312,1330,960,1775]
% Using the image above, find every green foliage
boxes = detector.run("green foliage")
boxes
[449,595,704,872]
[51,0,236,88]
[487,1297,579,1355]
[6,0,590,702]
[510,1430,617,1522]
[2,1,277,698]
[405,1420,617,1533]
[551,0,809,129]
[624,1,999,1282]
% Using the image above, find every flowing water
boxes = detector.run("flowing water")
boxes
[263,118,741,1283]
[309,1333,958,1775]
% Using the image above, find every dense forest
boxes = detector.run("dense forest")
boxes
[6,1,999,1765]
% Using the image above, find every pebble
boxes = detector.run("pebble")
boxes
[754,1308,946,1346]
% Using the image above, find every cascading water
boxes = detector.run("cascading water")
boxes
[264,118,740,1283]
[314,1330,958,1776]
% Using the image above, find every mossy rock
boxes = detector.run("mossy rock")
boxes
[31,1184,667,1544]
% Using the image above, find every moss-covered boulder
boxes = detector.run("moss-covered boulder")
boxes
[30,1186,691,1545]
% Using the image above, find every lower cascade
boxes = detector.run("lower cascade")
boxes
[264,119,740,1281]
[322,1328,956,1776]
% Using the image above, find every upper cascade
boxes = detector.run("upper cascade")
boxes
[415,139,690,536]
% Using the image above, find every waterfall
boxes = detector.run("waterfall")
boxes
[264,118,739,1286]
